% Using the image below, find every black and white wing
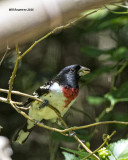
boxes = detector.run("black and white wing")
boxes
[23,80,54,106]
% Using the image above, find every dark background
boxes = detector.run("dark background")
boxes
[0,6,128,160]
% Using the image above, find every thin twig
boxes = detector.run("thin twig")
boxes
[97,60,128,121]
[7,44,20,101]
[10,101,63,133]
[105,5,128,14]
[73,135,100,160]
[48,105,100,160]
[111,60,128,89]
[0,88,42,103]
[0,42,10,66]
[48,105,68,129]
[96,103,115,122]
[61,121,128,133]
[0,96,22,105]
[1,95,128,135]
[16,106,30,110]
[83,131,116,160]
[115,60,128,76]
[19,9,99,60]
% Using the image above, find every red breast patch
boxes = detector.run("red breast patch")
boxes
[62,87,79,108]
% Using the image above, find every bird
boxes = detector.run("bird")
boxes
[13,64,90,144]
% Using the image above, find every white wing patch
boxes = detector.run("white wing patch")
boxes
[50,82,62,92]
[40,85,50,89]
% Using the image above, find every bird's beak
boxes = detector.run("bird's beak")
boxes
[78,66,90,76]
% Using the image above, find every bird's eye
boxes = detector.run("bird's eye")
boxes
[70,68,75,72]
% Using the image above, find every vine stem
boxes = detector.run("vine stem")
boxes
[83,131,116,160]
[0,41,10,66]
[61,121,128,133]
[1,94,128,134]
[48,105,100,160]
[7,44,20,101]
[111,60,128,90]
[18,9,99,60]
[96,60,128,122]
[0,88,42,103]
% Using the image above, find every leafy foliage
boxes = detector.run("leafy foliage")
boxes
[62,152,79,160]
[88,96,106,106]
[108,139,128,160]
[61,6,128,160]
[105,81,128,105]
[61,147,95,160]
[1,4,128,160]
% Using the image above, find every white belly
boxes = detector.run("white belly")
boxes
[28,83,76,122]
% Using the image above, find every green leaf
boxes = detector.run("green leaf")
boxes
[87,96,106,106]
[97,17,128,30]
[81,47,109,58]
[105,81,128,105]
[61,147,96,160]
[61,147,89,158]
[108,139,128,160]
[51,132,74,142]
[81,46,128,61]
[82,66,113,83]
[108,10,128,15]
[62,152,79,160]
[111,47,128,61]
[112,112,128,129]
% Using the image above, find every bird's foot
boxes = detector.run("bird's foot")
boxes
[69,131,76,136]
[34,120,39,126]
[39,99,49,109]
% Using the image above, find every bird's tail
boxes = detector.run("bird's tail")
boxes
[13,120,35,144]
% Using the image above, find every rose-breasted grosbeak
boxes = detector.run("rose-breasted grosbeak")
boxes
[14,64,90,144]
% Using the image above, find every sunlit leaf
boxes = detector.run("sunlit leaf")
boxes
[108,139,128,160]
[61,147,89,158]
[62,152,79,160]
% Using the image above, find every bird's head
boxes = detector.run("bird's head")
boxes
[55,64,90,88]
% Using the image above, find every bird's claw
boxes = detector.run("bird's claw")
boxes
[34,120,39,126]
[39,99,49,109]
[69,131,76,136]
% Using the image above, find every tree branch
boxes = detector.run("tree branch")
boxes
[48,104,100,160]
[7,44,20,101]
[61,121,128,133]
[84,131,116,160]
[0,88,42,103]
[19,9,99,59]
